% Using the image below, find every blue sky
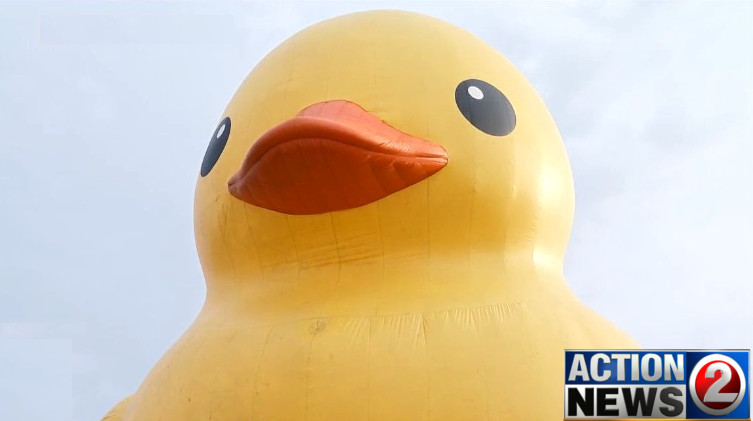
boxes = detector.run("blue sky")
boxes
[0,2,751,420]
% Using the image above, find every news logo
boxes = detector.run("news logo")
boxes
[564,350,749,419]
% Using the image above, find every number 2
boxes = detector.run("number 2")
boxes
[704,362,737,403]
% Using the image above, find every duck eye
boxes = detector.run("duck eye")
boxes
[455,79,516,136]
[201,117,231,177]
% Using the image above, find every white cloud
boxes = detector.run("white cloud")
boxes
[0,338,72,421]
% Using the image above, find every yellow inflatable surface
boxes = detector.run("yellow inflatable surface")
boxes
[104,10,638,421]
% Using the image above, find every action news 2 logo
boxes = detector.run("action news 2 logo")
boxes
[564,350,750,420]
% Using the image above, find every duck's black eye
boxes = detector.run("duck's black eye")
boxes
[455,79,516,136]
[201,117,231,177]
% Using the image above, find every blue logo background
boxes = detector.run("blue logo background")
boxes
[686,350,749,420]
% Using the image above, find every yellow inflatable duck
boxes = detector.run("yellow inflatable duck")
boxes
[103,10,638,421]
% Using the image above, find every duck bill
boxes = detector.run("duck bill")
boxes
[227,100,448,215]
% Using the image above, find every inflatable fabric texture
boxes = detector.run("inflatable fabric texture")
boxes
[103,10,638,421]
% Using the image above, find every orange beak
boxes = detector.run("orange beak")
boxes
[227,100,448,215]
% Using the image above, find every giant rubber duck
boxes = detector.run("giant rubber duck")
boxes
[103,10,638,421]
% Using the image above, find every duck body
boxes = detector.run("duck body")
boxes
[118,272,636,421]
[104,10,637,421]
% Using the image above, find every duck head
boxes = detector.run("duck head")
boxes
[194,11,575,307]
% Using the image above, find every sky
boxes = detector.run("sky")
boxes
[0,1,751,420]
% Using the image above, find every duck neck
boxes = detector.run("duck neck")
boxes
[200,246,569,323]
